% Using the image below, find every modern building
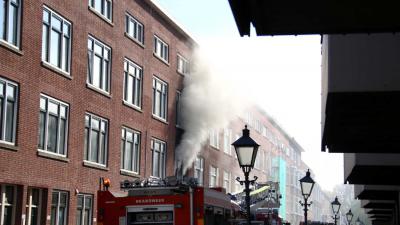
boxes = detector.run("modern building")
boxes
[228,1,400,225]
[0,1,195,225]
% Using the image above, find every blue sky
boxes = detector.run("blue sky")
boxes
[155,0,343,191]
[156,0,239,38]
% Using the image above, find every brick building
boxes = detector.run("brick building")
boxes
[0,0,195,225]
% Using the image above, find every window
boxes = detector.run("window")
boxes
[125,13,143,44]
[209,166,218,187]
[88,0,112,21]
[223,128,232,155]
[254,150,261,169]
[0,0,21,47]
[151,138,166,178]
[76,194,92,225]
[26,188,43,225]
[177,54,189,75]
[209,129,219,149]
[87,36,111,93]
[223,171,231,193]
[84,113,108,166]
[0,78,17,144]
[152,77,168,121]
[0,184,17,225]
[194,157,204,186]
[50,191,68,225]
[234,176,241,193]
[153,35,168,62]
[123,59,142,108]
[42,7,71,73]
[38,95,69,156]
[121,127,140,173]
[175,91,182,127]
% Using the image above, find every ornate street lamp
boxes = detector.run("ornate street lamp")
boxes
[232,125,259,225]
[331,196,341,225]
[299,169,315,225]
[346,209,354,225]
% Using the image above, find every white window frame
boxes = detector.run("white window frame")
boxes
[87,36,111,94]
[26,188,42,225]
[0,0,22,48]
[153,35,169,63]
[76,194,92,225]
[177,54,189,75]
[152,77,168,121]
[151,138,166,179]
[88,0,112,22]
[123,58,142,109]
[125,13,143,45]
[0,78,18,145]
[50,191,68,225]
[121,127,140,174]
[42,6,72,74]
[175,91,182,127]
[223,128,232,155]
[0,184,17,225]
[235,175,241,192]
[38,94,69,157]
[193,157,204,186]
[209,166,219,188]
[223,171,231,193]
[209,129,219,149]
[84,113,108,166]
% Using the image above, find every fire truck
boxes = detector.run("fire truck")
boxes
[97,177,240,225]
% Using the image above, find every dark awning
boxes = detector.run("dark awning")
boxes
[228,0,400,36]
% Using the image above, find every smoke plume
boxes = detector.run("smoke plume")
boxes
[176,45,251,173]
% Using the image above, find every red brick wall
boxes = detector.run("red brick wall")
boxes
[0,0,194,224]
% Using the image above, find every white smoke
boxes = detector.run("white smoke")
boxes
[176,44,252,173]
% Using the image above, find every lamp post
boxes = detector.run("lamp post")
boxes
[232,125,260,225]
[299,169,315,225]
[331,196,341,225]
[346,209,353,225]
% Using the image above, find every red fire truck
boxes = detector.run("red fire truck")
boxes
[97,177,240,225]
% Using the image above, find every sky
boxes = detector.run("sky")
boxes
[155,0,343,191]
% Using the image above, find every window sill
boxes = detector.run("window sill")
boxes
[37,150,69,162]
[223,151,232,157]
[176,70,188,77]
[124,33,145,49]
[86,83,112,98]
[83,160,109,171]
[41,61,72,79]
[0,40,23,55]
[210,145,220,151]
[153,53,170,66]
[120,169,140,177]
[152,115,168,125]
[123,101,143,113]
[88,6,114,27]
[0,141,19,152]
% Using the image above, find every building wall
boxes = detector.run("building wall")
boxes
[0,0,194,224]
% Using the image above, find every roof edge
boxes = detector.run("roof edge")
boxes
[147,0,199,46]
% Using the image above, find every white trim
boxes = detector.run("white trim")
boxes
[125,13,144,45]
[42,6,72,75]
[37,149,68,159]
[88,0,113,23]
